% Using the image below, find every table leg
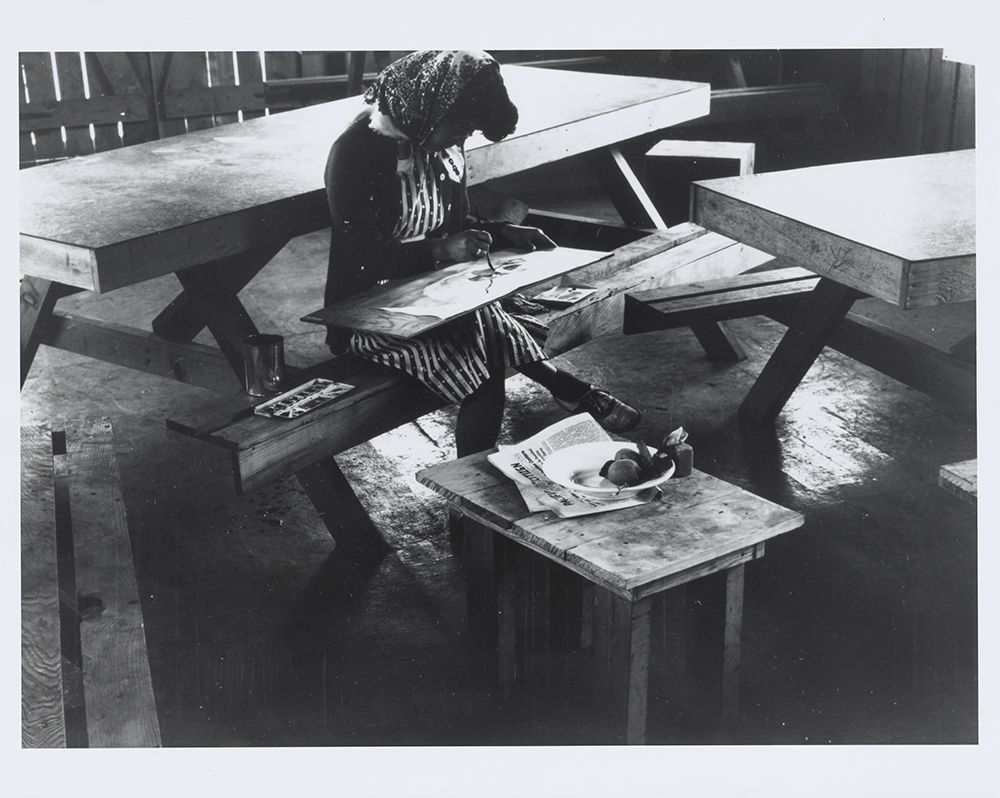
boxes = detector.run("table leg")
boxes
[585,146,667,230]
[740,277,863,423]
[175,257,387,556]
[152,242,286,342]
[174,263,260,373]
[462,517,519,684]
[592,589,652,744]
[685,564,745,735]
[296,459,388,558]
[21,276,64,388]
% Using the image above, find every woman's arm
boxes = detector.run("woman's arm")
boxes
[326,125,437,286]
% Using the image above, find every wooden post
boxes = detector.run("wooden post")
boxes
[592,590,652,744]
[684,564,746,737]
[463,518,501,683]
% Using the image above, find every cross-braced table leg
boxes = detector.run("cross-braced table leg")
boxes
[740,277,863,423]
[175,254,387,558]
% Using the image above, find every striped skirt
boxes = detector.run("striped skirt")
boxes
[348,302,545,404]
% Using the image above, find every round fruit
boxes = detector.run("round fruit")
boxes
[614,448,642,463]
[605,459,643,487]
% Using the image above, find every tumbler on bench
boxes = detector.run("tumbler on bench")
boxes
[242,333,286,396]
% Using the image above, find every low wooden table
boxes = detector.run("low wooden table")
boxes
[416,453,804,744]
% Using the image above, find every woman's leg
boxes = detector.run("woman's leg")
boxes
[455,371,507,458]
[517,359,590,403]
[517,359,642,433]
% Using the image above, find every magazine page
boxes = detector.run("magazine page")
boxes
[487,413,654,518]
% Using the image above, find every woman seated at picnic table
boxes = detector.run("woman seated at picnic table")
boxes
[324,49,641,458]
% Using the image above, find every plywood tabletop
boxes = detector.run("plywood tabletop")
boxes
[694,150,975,265]
[20,66,708,292]
[417,450,804,600]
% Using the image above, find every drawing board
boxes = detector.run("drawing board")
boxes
[301,246,607,338]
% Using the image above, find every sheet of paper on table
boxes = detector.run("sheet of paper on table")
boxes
[300,246,607,339]
[488,413,656,518]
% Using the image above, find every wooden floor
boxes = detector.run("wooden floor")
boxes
[21,219,978,749]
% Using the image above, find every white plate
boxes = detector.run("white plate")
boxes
[542,441,675,499]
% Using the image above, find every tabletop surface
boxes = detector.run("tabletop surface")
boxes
[21,66,708,253]
[693,149,975,264]
[416,451,803,599]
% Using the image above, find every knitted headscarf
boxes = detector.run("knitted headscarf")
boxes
[363,50,518,146]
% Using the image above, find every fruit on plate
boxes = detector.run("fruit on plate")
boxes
[599,438,675,487]
[604,459,643,486]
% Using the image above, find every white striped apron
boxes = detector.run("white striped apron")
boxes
[347,146,545,404]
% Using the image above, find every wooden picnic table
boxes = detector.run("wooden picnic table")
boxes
[691,149,976,423]
[20,65,710,553]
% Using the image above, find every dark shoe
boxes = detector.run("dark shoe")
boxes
[556,387,642,433]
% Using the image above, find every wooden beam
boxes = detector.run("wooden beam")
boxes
[585,146,667,230]
[21,426,67,748]
[64,419,161,747]
[38,311,238,393]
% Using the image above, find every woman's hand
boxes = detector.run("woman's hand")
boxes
[502,224,557,252]
[431,229,493,264]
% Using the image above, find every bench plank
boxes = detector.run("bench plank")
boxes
[66,419,161,747]
[532,231,776,355]
[938,459,977,506]
[21,425,67,749]
[622,267,819,333]
[40,312,238,394]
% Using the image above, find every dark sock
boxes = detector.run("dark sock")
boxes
[517,360,591,403]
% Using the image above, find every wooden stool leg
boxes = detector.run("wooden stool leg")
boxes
[593,590,652,744]
[721,564,745,730]
[462,518,502,683]
[686,564,746,735]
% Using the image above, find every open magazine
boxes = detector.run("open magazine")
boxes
[486,413,659,518]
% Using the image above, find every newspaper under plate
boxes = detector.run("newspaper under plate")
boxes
[486,413,659,518]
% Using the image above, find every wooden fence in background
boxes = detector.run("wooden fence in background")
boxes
[17,51,397,167]
[19,49,975,169]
